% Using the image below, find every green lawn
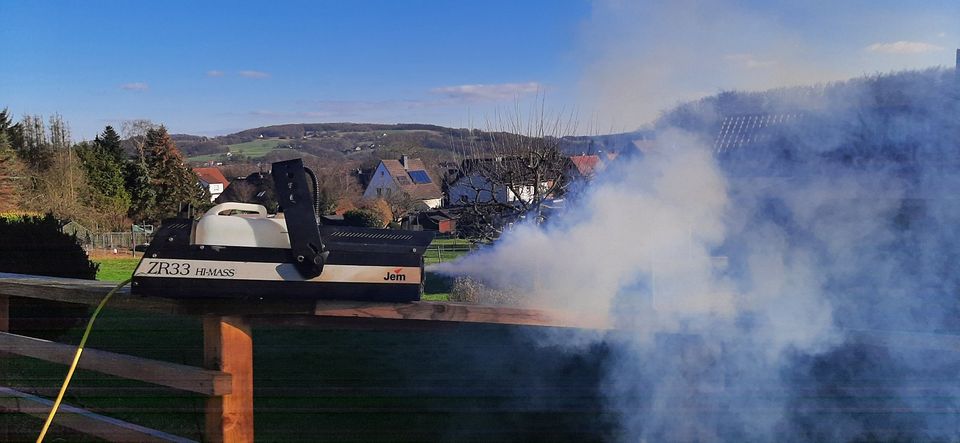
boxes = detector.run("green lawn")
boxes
[95,257,139,281]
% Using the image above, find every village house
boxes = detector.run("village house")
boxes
[362,156,443,209]
[567,154,602,181]
[445,157,554,206]
[194,167,230,202]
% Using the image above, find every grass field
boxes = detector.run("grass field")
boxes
[187,139,286,162]
[94,256,140,281]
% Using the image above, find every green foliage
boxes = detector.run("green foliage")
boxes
[0,108,12,151]
[343,208,384,228]
[77,129,132,228]
[0,213,96,338]
[0,213,98,278]
[125,156,155,221]
[96,125,125,163]
[15,114,53,170]
[0,110,26,211]
[143,126,206,221]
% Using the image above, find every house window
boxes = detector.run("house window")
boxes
[385,188,392,196]
[380,170,384,176]
[376,188,382,197]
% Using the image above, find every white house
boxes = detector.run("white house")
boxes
[362,156,443,209]
[194,167,230,202]
[446,158,550,206]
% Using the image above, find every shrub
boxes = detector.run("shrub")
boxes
[448,276,519,305]
[0,213,98,278]
[0,213,98,338]
[343,208,385,228]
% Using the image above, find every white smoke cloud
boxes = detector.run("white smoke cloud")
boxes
[433,66,960,439]
[119,82,149,91]
[430,82,542,102]
[433,127,845,438]
[724,53,778,69]
[865,41,944,54]
[573,0,955,132]
[239,70,271,79]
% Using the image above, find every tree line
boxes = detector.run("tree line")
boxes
[0,108,209,230]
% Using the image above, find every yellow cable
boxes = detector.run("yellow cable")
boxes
[36,277,131,443]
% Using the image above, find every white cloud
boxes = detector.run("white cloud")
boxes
[865,41,944,54]
[119,82,148,91]
[430,82,541,101]
[239,70,270,79]
[206,70,225,77]
[724,53,777,69]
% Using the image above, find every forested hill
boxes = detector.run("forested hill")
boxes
[172,122,650,166]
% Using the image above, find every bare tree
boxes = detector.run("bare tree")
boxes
[28,115,90,222]
[383,190,418,222]
[451,99,576,240]
[302,157,361,214]
[121,119,158,160]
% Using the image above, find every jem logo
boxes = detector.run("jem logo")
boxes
[383,268,406,281]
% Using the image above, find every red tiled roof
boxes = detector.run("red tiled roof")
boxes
[569,155,601,177]
[193,167,229,186]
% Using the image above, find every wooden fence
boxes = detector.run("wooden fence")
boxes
[77,232,153,253]
[0,273,600,442]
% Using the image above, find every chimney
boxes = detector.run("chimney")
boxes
[401,155,409,170]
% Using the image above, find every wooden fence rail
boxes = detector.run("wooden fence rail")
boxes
[0,273,597,442]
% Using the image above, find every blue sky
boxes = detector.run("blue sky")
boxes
[1,1,957,139]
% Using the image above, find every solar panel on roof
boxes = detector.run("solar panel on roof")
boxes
[713,113,802,154]
[408,170,431,184]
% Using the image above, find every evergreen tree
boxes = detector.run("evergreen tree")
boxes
[17,115,53,170]
[77,131,131,229]
[0,108,12,151]
[125,156,155,222]
[143,126,205,221]
[0,109,26,211]
[95,125,125,164]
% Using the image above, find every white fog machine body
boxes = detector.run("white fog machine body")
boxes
[131,158,434,302]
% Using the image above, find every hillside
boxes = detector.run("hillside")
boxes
[173,122,645,168]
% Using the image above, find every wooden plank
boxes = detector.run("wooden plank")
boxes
[0,331,231,396]
[0,273,180,314]
[312,300,608,329]
[0,273,316,317]
[249,314,455,331]
[204,316,254,443]
[0,386,196,442]
[0,273,603,328]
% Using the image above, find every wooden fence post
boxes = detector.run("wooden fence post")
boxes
[0,295,8,333]
[0,294,7,442]
[203,316,254,442]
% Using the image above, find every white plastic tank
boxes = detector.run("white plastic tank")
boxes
[193,203,291,248]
